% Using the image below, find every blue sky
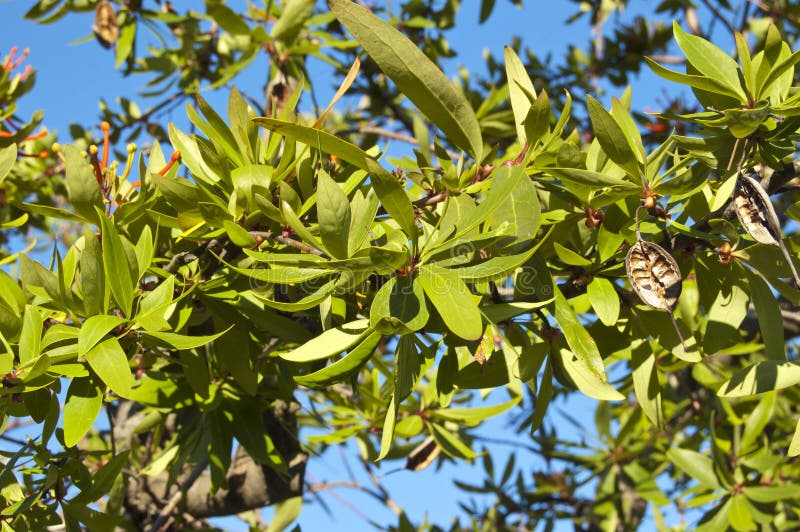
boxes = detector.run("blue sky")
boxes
[0,1,688,530]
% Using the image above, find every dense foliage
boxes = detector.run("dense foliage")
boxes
[3,0,800,530]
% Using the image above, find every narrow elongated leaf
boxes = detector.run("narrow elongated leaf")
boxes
[530,358,553,433]
[293,332,382,387]
[366,159,418,246]
[504,46,535,144]
[280,200,328,255]
[524,90,551,146]
[394,335,420,401]
[740,392,775,452]
[65,145,103,223]
[587,95,642,178]
[85,338,132,398]
[718,361,800,397]
[140,329,229,350]
[329,0,483,161]
[0,143,16,182]
[254,118,372,171]
[646,57,745,101]
[668,447,722,490]
[673,22,745,101]
[553,287,605,377]
[428,422,478,459]
[631,343,663,428]
[418,264,482,341]
[428,396,519,426]
[98,210,135,317]
[789,418,800,457]
[546,168,641,190]
[281,319,371,362]
[63,377,103,447]
[747,270,784,360]
[19,305,43,364]
[556,347,623,401]
[316,170,351,259]
[377,395,397,461]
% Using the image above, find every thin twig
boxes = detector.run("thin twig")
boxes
[701,0,737,36]
[149,461,208,532]
[249,230,326,256]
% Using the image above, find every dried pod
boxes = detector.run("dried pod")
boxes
[626,240,682,312]
[626,218,686,349]
[734,172,800,286]
[93,1,119,49]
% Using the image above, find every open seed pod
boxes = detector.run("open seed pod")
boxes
[625,215,686,350]
[93,1,119,49]
[626,240,682,312]
[734,172,800,286]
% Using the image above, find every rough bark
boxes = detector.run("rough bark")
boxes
[117,399,306,528]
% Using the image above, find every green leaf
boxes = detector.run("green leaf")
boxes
[728,494,756,532]
[316,169,351,259]
[718,361,800,397]
[428,396,519,427]
[394,334,420,401]
[64,145,103,223]
[546,167,641,191]
[668,447,722,490]
[223,221,257,248]
[759,49,800,101]
[554,242,592,267]
[482,299,554,323]
[530,358,553,433]
[452,241,545,282]
[270,0,314,43]
[140,329,229,350]
[19,305,43,365]
[418,264,482,341]
[504,46,536,145]
[724,104,771,138]
[0,143,16,182]
[789,418,800,457]
[280,319,371,362]
[553,286,605,377]
[266,496,303,532]
[63,377,103,447]
[370,276,429,334]
[747,270,784,360]
[587,277,620,326]
[84,338,132,399]
[366,159,418,247]
[293,331,382,387]
[78,315,126,356]
[428,422,478,459]
[672,22,746,101]
[207,1,251,35]
[555,347,623,401]
[631,343,663,428]
[329,0,483,161]
[740,392,775,452]
[377,395,397,461]
[587,95,642,178]
[98,210,135,317]
[645,57,745,101]
[254,118,372,171]
[744,484,800,503]
[72,450,130,504]
[280,200,327,255]
[524,90,551,147]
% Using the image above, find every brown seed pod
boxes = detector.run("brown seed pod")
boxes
[626,241,682,312]
[93,1,119,49]
[734,172,800,287]
[626,209,686,349]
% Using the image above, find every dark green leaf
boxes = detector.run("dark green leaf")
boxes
[370,276,429,334]
[329,0,483,161]
[718,361,800,397]
[316,169,351,259]
[587,95,642,178]
[293,331,382,387]
[63,377,103,447]
[65,145,103,223]
[98,209,135,317]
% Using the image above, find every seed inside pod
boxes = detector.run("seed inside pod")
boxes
[734,172,800,287]
[734,173,781,246]
[626,239,686,348]
[626,241,682,311]
[93,1,119,49]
